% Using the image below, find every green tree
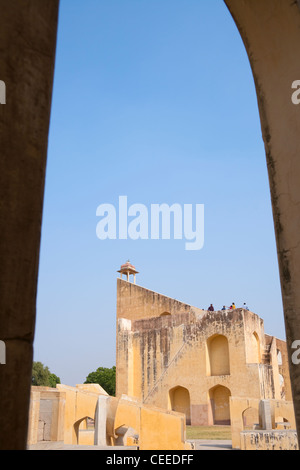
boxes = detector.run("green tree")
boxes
[49,372,61,388]
[32,361,61,388]
[84,366,116,396]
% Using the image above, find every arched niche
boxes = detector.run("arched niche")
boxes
[208,385,231,425]
[206,334,230,376]
[248,331,261,364]
[168,386,191,425]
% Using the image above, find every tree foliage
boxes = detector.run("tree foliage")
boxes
[32,361,61,388]
[84,366,116,396]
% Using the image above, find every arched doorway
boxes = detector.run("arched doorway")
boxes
[209,385,231,425]
[169,386,191,425]
[73,416,95,445]
[242,406,259,430]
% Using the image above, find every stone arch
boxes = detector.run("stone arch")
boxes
[160,312,171,317]
[168,386,191,425]
[224,0,300,442]
[73,416,94,445]
[275,416,290,429]
[114,425,139,446]
[208,385,231,425]
[207,334,230,376]
[242,406,259,430]
[273,401,296,430]
[1,0,300,451]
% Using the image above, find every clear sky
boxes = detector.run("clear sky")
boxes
[34,0,286,386]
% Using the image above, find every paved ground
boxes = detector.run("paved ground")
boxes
[189,439,233,450]
[28,442,137,450]
[28,440,233,451]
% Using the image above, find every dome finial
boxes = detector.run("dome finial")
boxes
[117,261,139,284]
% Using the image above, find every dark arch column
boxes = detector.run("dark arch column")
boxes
[0,0,60,449]
[224,0,300,442]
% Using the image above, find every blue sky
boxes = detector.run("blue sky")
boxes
[34,0,286,386]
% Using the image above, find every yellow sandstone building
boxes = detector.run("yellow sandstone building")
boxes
[116,262,293,433]
[27,262,297,450]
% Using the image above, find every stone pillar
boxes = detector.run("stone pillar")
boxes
[0,0,60,449]
[224,0,300,444]
[116,319,133,398]
[27,391,41,446]
[94,395,110,446]
[50,391,66,442]
[259,400,272,431]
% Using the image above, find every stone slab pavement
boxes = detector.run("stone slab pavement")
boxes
[28,440,234,451]
[188,439,233,450]
[28,441,137,450]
